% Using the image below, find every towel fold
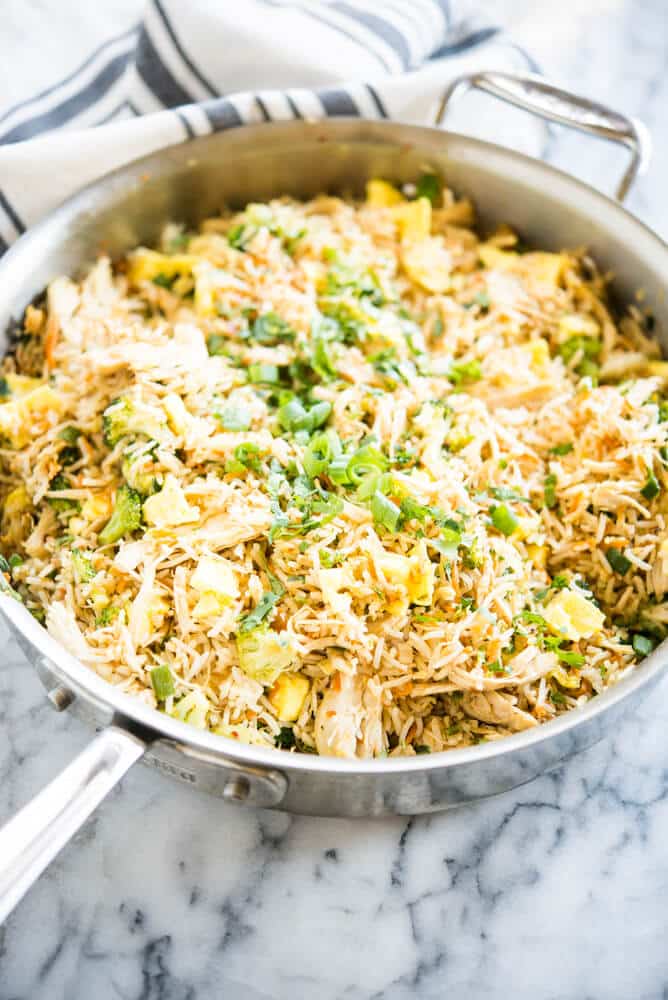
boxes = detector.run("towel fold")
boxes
[0,0,542,251]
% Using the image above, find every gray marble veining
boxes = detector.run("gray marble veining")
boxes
[1,1,667,997]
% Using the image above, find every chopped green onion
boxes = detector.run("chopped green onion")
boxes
[233,442,262,472]
[328,454,352,485]
[606,547,631,575]
[303,432,332,479]
[464,291,490,311]
[555,649,585,667]
[278,397,308,431]
[207,334,228,356]
[414,744,432,754]
[251,312,295,345]
[307,401,333,430]
[544,473,558,509]
[490,503,518,536]
[346,444,388,486]
[414,173,441,205]
[371,491,402,532]
[632,633,656,657]
[152,273,174,289]
[278,398,332,433]
[217,406,252,431]
[151,665,175,701]
[559,336,601,365]
[248,363,280,384]
[275,726,296,749]
[550,442,574,456]
[58,426,81,445]
[641,469,661,501]
[238,577,285,634]
[449,359,482,385]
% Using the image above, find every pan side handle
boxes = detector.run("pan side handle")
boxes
[0,726,145,924]
[435,71,651,202]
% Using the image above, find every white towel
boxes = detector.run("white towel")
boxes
[0,1,543,252]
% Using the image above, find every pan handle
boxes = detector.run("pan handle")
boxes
[434,71,651,202]
[0,725,145,924]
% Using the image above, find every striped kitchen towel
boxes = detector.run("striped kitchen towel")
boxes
[0,0,542,252]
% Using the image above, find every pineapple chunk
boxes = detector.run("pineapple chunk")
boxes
[170,689,210,729]
[366,179,404,207]
[3,485,30,514]
[268,672,310,722]
[558,312,600,341]
[163,393,191,435]
[407,539,435,605]
[192,592,226,619]
[190,554,238,603]
[392,197,432,242]
[543,588,605,641]
[319,567,354,616]
[377,540,435,609]
[548,666,581,689]
[526,543,548,570]
[514,512,542,542]
[401,237,452,293]
[143,474,199,528]
[479,244,518,270]
[527,339,550,377]
[89,589,110,612]
[5,374,44,397]
[127,248,198,285]
[81,492,112,521]
[522,252,567,287]
[214,721,273,746]
[236,629,297,685]
[0,385,65,448]
[377,551,412,588]
[646,360,668,384]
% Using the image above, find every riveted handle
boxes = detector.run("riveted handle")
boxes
[0,726,145,924]
[435,71,651,201]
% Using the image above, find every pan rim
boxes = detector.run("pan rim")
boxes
[1,117,667,777]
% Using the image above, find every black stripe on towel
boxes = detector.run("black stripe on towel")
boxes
[0,49,132,144]
[254,95,271,121]
[318,88,360,118]
[0,26,137,130]
[175,110,196,138]
[255,0,393,73]
[366,85,388,118]
[202,99,244,132]
[332,3,411,68]
[153,0,219,98]
[0,189,25,234]
[432,25,500,58]
[285,95,303,120]
[136,24,196,108]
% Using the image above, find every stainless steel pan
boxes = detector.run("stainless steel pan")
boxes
[0,72,665,923]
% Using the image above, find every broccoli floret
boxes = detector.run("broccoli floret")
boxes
[71,547,95,583]
[98,485,142,545]
[96,604,120,627]
[102,397,165,447]
[122,456,158,496]
[47,474,80,514]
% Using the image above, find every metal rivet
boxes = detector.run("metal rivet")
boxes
[222,775,251,802]
[47,685,74,712]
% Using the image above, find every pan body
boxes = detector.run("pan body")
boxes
[1,119,666,816]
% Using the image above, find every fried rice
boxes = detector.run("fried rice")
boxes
[1,174,666,758]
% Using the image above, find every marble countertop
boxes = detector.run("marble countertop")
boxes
[1,1,667,997]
